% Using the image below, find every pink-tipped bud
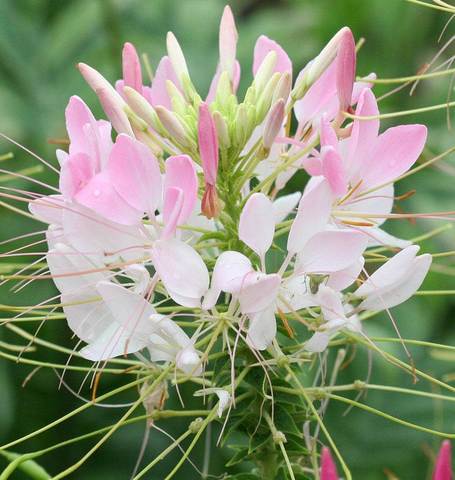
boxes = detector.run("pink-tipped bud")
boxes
[219,5,238,82]
[336,28,356,112]
[321,447,339,480]
[166,32,189,81]
[198,103,219,186]
[122,42,143,93]
[262,99,285,150]
[78,63,133,136]
[97,87,134,136]
[202,183,221,219]
[433,440,453,480]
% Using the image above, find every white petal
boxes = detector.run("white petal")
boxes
[239,193,275,257]
[305,332,330,353]
[238,272,280,314]
[273,192,301,224]
[247,306,277,350]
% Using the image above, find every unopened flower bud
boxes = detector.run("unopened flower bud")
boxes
[155,105,190,147]
[215,71,234,107]
[166,31,189,82]
[262,99,285,150]
[336,28,356,112]
[234,104,248,146]
[123,86,166,135]
[255,71,281,123]
[166,80,188,116]
[219,5,238,82]
[78,63,133,136]
[254,50,277,93]
[122,42,143,93]
[212,111,230,149]
[202,183,222,219]
[272,72,292,105]
[198,103,219,185]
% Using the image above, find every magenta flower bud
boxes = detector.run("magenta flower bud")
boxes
[336,28,356,112]
[262,99,285,150]
[198,102,219,186]
[321,447,339,480]
[122,42,143,93]
[433,440,453,480]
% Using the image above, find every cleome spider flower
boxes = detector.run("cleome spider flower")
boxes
[3,4,451,479]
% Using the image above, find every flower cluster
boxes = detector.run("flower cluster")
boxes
[25,5,436,476]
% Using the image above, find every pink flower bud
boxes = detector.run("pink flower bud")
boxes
[202,184,221,219]
[433,440,453,480]
[219,5,238,81]
[321,447,339,480]
[198,102,219,186]
[122,42,143,93]
[336,28,356,112]
[262,99,285,150]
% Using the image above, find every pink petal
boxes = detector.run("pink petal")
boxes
[164,155,198,225]
[219,5,238,80]
[321,447,339,480]
[29,195,65,225]
[433,440,453,480]
[74,172,142,225]
[148,56,180,109]
[272,192,301,224]
[287,177,333,254]
[238,272,280,314]
[239,193,275,258]
[198,102,219,185]
[253,35,292,76]
[294,62,337,127]
[336,28,356,112]
[347,88,379,179]
[162,186,184,239]
[151,238,209,308]
[327,257,364,291]
[320,116,339,150]
[359,124,427,190]
[59,152,95,199]
[65,96,96,155]
[298,230,368,274]
[107,134,162,214]
[317,285,346,322]
[321,146,348,197]
[122,42,143,93]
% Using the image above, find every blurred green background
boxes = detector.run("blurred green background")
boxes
[0,0,455,478]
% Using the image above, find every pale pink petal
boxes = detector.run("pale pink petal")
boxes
[162,186,184,239]
[287,177,333,254]
[148,56,180,109]
[321,146,348,197]
[238,272,280,314]
[321,447,339,480]
[59,152,95,199]
[305,332,331,353]
[97,87,134,136]
[327,257,364,291]
[360,227,411,249]
[297,230,368,274]
[359,124,427,190]
[253,35,292,76]
[29,195,65,225]
[347,184,394,227]
[151,238,209,308]
[65,96,96,155]
[247,306,277,350]
[433,440,452,480]
[122,42,143,92]
[355,245,419,297]
[317,285,345,322]
[74,172,142,225]
[219,5,238,80]
[320,116,339,150]
[202,251,253,310]
[359,253,431,310]
[239,193,275,258]
[278,276,317,313]
[336,28,356,112]
[272,192,301,224]
[164,155,198,225]
[107,134,162,214]
[198,103,219,185]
